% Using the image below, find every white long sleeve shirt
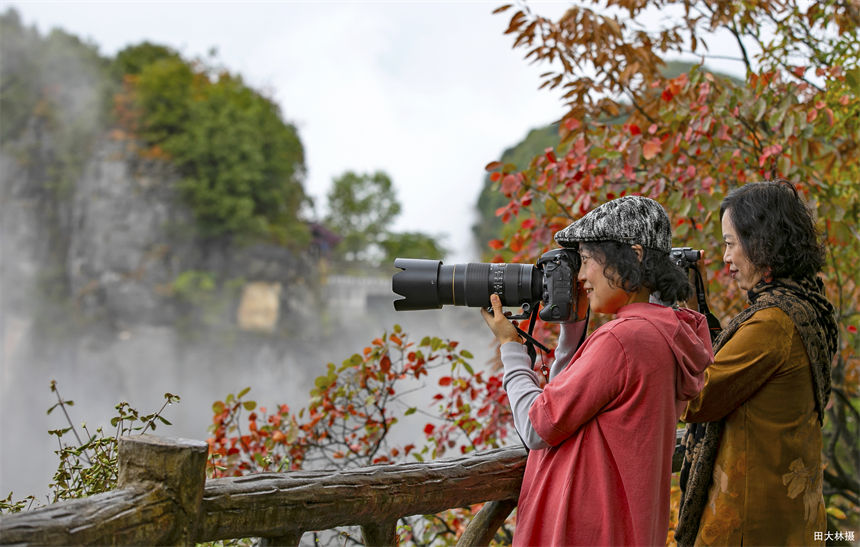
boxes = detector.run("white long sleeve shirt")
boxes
[501,320,587,449]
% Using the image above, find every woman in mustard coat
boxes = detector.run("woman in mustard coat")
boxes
[676,180,838,546]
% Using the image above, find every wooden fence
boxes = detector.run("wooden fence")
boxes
[0,432,684,546]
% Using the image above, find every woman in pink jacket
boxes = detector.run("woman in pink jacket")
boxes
[482,195,714,546]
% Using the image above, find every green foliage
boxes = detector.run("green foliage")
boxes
[113,44,310,246]
[325,171,401,261]
[46,381,180,503]
[0,492,36,514]
[171,270,217,303]
[0,9,44,145]
[130,55,194,145]
[111,41,180,78]
[324,170,447,267]
[0,9,117,337]
[1,15,311,246]
[0,381,180,513]
[169,271,246,336]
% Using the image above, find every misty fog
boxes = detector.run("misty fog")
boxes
[0,286,496,502]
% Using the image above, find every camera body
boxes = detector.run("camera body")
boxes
[535,249,580,322]
[392,248,582,323]
[670,247,702,270]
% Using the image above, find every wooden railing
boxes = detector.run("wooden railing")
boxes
[0,432,684,546]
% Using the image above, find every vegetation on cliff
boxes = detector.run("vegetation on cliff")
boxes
[112,42,310,246]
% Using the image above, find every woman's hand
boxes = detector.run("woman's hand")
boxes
[480,294,523,345]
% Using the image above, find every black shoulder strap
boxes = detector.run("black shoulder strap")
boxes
[692,268,722,343]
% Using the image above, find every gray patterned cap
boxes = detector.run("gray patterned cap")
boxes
[554,195,672,252]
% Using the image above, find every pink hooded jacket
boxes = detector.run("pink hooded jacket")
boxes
[502,302,713,547]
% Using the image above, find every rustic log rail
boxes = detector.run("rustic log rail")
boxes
[0,432,684,546]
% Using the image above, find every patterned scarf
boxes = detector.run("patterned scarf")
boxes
[675,276,838,547]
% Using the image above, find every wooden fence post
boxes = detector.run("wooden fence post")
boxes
[118,434,208,545]
[456,498,517,547]
[0,435,209,545]
[360,520,397,546]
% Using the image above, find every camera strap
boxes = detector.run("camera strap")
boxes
[514,306,551,368]
[691,268,722,342]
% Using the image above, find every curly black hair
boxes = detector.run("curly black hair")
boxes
[720,180,824,280]
[579,241,692,303]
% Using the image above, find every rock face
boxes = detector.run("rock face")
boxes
[2,128,317,330]
[61,138,317,331]
[66,140,194,326]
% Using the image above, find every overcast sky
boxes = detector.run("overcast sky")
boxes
[0,0,589,261]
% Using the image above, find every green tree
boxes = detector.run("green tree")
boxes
[114,45,309,246]
[324,171,447,268]
[325,171,401,263]
[130,55,194,146]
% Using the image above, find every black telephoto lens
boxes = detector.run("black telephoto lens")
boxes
[392,258,541,311]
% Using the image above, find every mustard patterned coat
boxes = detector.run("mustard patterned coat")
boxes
[683,307,826,546]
